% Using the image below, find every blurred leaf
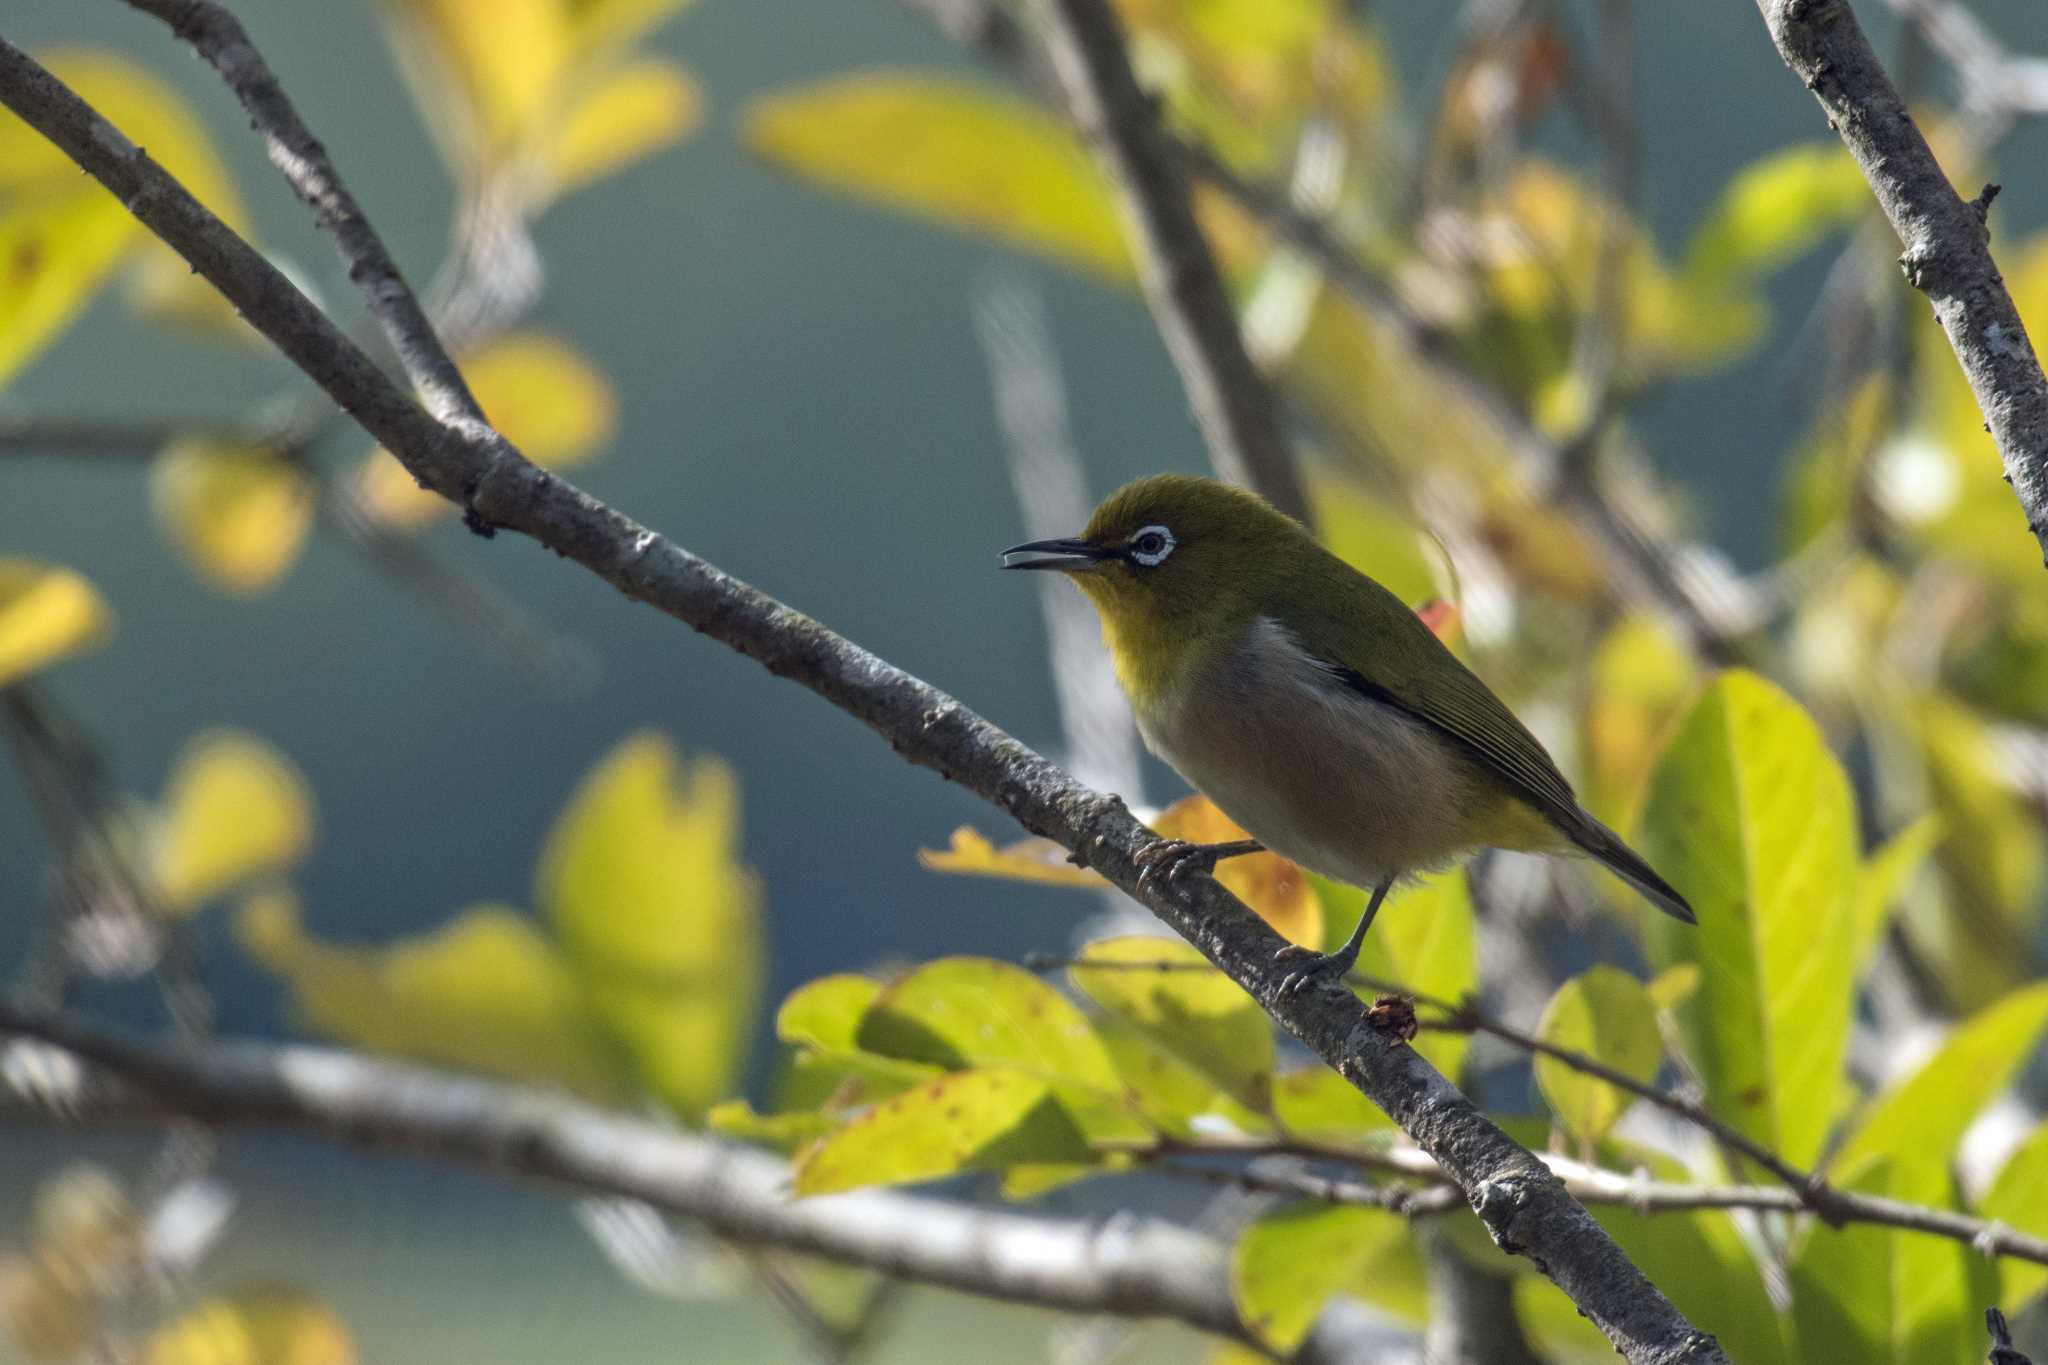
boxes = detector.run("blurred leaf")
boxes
[1070,936,1273,1110]
[1983,1121,2048,1310]
[1904,694,2042,1008]
[1231,1204,1410,1354]
[142,1282,356,1365]
[150,439,315,595]
[238,891,636,1099]
[0,190,138,389]
[360,331,616,529]
[1582,612,1697,825]
[1779,376,1891,558]
[1271,1064,1388,1137]
[0,1254,95,1364]
[745,74,1131,284]
[1095,1018,1271,1140]
[917,827,1102,888]
[856,957,1148,1145]
[152,730,314,915]
[778,974,884,1053]
[1847,816,1942,977]
[706,1099,836,1152]
[1645,963,1700,1013]
[1156,796,1322,946]
[0,558,112,687]
[30,1165,135,1279]
[567,0,699,50]
[1340,868,1475,1077]
[1533,966,1661,1145]
[382,0,571,157]
[537,732,763,1117]
[549,58,701,193]
[1308,471,1448,610]
[1637,670,1858,1170]
[792,1068,1091,1195]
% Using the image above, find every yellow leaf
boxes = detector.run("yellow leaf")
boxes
[746,74,1132,284]
[1154,796,1321,948]
[143,1282,356,1365]
[792,1068,1091,1195]
[917,826,1103,888]
[238,891,636,1099]
[536,733,764,1117]
[566,0,700,51]
[381,0,572,157]
[0,190,138,389]
[1072,936,1273,1110]
[549,59,701,194]
[0,559,113,688]
[1533,966,1662,1145]
[152,730,314,914]
[359,331,615,528]
[151,440,314,595]
[1308,471,1449,610]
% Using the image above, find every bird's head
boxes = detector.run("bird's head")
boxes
[1002,475,1305,676]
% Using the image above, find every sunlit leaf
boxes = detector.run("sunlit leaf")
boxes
[792,1068,1091,1195]
[381,0,572,158]
[1231,1204,1411,1354]
[1637,671,1858,1170]
[142,1282,356,1365]
[856,957,1148,1145]
[1337,868,1475,1077]
[778,974,884,1053]
[745,74,1131,284]
[536,732,763,1117]
[1847,816,1942,977]
[1644,963,1700,1013]
[1155,796,1321,947]
[1271,1064,1387,1137]
[150,439,315,595]
[1095,1018,1271,1141]
[917,826,1102,888]
[359,331,617,528]
[1071,936,1273,1110]
[706,1099,837,1152]
[1582,612,1697,825]
[0,190,138,389]
[0,558,112,687]
[152,730,314,915]
[1308,470,1448,610]
[1983,1121,2048,1310]
[1533,967,1661,1145]
[238,891,636,1099]
[549,58,701,194]
[566,0,699,50]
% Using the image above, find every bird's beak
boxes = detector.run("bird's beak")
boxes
[1000,537,1111,572]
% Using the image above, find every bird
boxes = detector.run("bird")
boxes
[1001,473,1694,995]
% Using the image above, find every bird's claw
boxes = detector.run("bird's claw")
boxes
[1273,943,1358,998]
[1134,838,1215,897]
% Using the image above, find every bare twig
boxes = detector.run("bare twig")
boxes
[0,38,1728,1362]
[1755,0,2048,567]
[0,1009,1409,1364]
[1024,0,1308,520]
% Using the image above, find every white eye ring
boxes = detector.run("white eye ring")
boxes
[1127,524,1176,567]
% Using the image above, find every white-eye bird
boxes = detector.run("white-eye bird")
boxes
[1003,474,1694,993]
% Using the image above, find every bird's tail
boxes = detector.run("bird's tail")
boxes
[1563,810,1697,924]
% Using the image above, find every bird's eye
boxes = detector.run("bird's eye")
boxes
[1127,525,1176,567]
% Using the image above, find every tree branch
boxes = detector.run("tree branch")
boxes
[1023,0,1308,521]
[1755,0,2048,567]
[0,34,1726,1364]
[0,1009,1412,1364]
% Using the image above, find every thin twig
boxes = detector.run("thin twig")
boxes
[0,38,1728,1362]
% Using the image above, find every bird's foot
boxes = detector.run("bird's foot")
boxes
[1274,942,1360,997]
[1133,837,1260,897]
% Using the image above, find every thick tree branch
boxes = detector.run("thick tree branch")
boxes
[0,1011,1410,1363]
[116,0,487,432]
[1755,0,2048,566]
[1023,0,1308,521]
[0,36,1724,1365]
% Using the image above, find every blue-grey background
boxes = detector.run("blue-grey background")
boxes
[3,1,2046,1359]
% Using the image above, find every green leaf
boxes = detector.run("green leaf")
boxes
[536,733,764,1118]
[1341,868,1476,1078]
[1682,143,1867,286]
[1847,816,1943,976]
[706,1099,836,1152]
[1307,472,1448,611]
[1230,1204,1410,1354]
[0,559,113,688]
[1272,1066,1388,1138]
[1982,1121,2048,1311]
[1070,936,1274,1111]
[1533,967,1662,1145]
[792,1068,1091,1195]
[1095,1019,1271,1141]
[1637,670,1859,1169]
[745,74,1131,284]
[237,891,635,1099]
[857,957,1148,1145]
[778,974,883,1053]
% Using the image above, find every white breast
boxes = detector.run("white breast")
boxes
[1136,616,1488,887]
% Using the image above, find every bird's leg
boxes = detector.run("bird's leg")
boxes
[1275,874,1395,997]
[1133,837,1264,896]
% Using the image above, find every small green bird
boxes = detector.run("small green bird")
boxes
[1003,474,1694,993]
